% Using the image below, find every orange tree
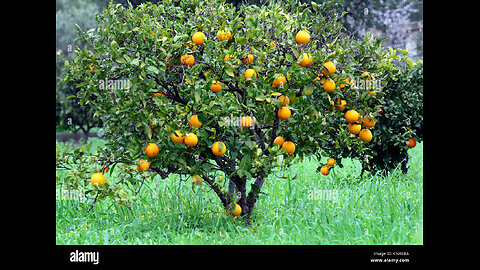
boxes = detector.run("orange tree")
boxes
[59,0,418,223]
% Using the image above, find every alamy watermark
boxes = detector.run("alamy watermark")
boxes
[56,189,86,203]
[99,78,132,91]
[307,189,338,203]
[352,80,383,91]
[219,116,258,130]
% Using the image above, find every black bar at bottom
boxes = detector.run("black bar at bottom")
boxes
[56,245,423,269]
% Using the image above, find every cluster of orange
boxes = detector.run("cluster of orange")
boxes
[89,28,418,187]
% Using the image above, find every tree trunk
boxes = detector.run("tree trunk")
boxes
[401,154,409,174]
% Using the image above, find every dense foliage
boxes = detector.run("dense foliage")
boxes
[58,0,422,222]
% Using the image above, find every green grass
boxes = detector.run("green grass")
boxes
[56,140,423,245]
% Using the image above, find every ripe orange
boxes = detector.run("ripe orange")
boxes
[339,77,353,89]
[224,54,236,63]
[272,74,287,88]
[299,53,313,67]
[362,72,373,80]
[363,117,376,128]
[184,133,198,147]
[181,54,195,67]
[137,159,150,172]
[321,61,336,76]
[242,54,254,65]
[278,95,290,106]
[296,30,310,44]
[282,141,296,154]
[212,141,227,156]
[359,129,373,143]
[320,165,330,176]
[145,143,159,157]
[273,136,285,147]
[345,110,360,124]
[230,204,242,217]
[152,91,166,97]
[278,107,291,120]
[171,130,184,143]
[323,78,336,92]
[348,123,361,135]
[245,69,257,80]
[217,30,232,41]
[210,80,222,93]
[192,31,205,45]
[241,116,254,128]
[91,173,106,187]
[189,115,202,128]
[408,138,417,148]
[327,158,335,166]
[334,99,347,111]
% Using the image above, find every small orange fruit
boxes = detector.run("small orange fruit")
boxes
[217,30,232,41]
[299,53,313,67]
[327,158,335,166]
[278,107,292,120]
[137,159,150,172]
[145,143,159,158]
[245,69,257,80]
[321,61,336,76]
[181,54,195,67]
[184,133,198,147]
[171,130,184,143]
[296,30,310,45]
[273,136,285,147]
[211,80,222,93]
[348,123,362,135]
[230,204,242,217]
[91,173,106,187]
[192,31,205,45]
[242,54,254,65]
[345,110,360,124]
[408,138,417,148]
[278,95,290,106]
[224,54,236,63]
[282,141,296,154]
[189,115,202,128]
[363,117,376,128]
[323,78,336,92]
[334,99,347,111]
[272,74,287,88]
[241,116,254,128]
[212,141,227,156]
[339,77,353,89]
[362,72,373,80]
[359,129,373,143]
[320,165,330,176]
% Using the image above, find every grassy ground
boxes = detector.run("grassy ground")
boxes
[56,140,423,245]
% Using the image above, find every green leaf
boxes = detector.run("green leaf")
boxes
[194,91,201,102]
[110,40,118,51]
[131,58,140,66]
[303,85,314,96]
[225,66,235,77]
[237,37,247,46]
[147,65,159,75]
